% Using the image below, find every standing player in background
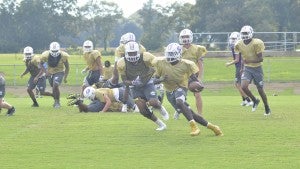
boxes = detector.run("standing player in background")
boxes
[81,40,103,94]
[175,28,207,119]
[0,73,15,116]
[234,25,271,115]
[102,60,114,82]
[20,46,53,107]
[152,43,223,136]
[117,41,169,131]
[38,42,69,108]
[225,32,252,106]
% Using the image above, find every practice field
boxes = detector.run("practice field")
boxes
[0,85,299,169]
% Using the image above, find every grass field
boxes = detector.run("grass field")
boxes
[0,90,299,169]
[0,54,300,168]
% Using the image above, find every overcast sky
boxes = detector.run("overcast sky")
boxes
[78,0,195,17]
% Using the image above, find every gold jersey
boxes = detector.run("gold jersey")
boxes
[117,52,155,83]
[182,44,207,64]
[83,50,101,70]
[152,57,199,92]
[95,88,116,103]
[102,65,114,80]
[25,55,40,76]
[40,51,69,74]
[234,38,265,67]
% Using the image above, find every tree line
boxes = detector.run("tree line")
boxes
[0,0,299,53]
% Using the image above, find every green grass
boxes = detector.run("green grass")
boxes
[0,90,299,169]
[1,54,300,86]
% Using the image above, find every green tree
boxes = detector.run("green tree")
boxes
[79,0,122,51]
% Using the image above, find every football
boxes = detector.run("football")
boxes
[188,81,204,93]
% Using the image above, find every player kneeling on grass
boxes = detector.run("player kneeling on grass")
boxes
[0,74,15,116]
[152,43,223,136]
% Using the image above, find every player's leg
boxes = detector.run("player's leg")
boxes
[27,76,39,107]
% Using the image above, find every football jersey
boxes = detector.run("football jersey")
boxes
[95,88,116,103]
[182,44,207,64]
[25,55,41,77]
[234,38,265,67]
[83,50,101,70]
[102,65,114,80]
[117,52,155,84]
[152,57,199,92]
[40,51,69,74]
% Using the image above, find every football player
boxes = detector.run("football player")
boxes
[225,32,253,106]
[0,74,15,116]
[67,86,137,113]
[152,43,223,136]
[117,41,169,131]
[175,28,207,119]
[81,40,103,94]
[109,33,147,88]
[102,60,114,82]
[37,42,70,108]
[20,46,53,107]
[234,25,271,116]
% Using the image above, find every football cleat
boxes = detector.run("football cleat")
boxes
[252,98,260,112]
[190,120,200,136]
[67,93,81,100]
[67,98,82,106]
[207,123,223,136]
[264,108,271,116]
[6,107,15,116]
[156,123,167,131]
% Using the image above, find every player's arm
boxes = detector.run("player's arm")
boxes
[95,56,103,76]
[20,68,29,78]
[226,53,240,67]
[196,57,204,80]
[63,60,70,83]
[100,94,111,112]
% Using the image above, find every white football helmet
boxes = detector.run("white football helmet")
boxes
[165,43,182,63]
[179,29,193,45]
[119,34,127,44]
[83,87,96,100]
[124,32,136,43]
[49,42,61,57]
[124,41,140,62]
[23,46,34,60]
[83,40,93,53]
[229,32,241,46]
[240,25,253,40]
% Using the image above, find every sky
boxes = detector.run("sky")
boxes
[79,0,195,18]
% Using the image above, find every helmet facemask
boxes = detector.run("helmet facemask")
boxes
[165,43,182,63]
[83,40,93,53]
[49,42,61,57]
[125,42,140,63]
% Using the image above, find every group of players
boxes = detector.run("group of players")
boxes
[0,25,271,136]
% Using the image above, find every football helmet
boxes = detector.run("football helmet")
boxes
[124,32,136,43]
[124,41,140,62]
[240,25,253,40]
[165,43,182,63]
[49,42,61,57]
[179,29,193,44]
[83,40,93,52]
[119,34,127,44]
[23,46,34,60]
[83,87,96,100]
[229,32,241,46]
